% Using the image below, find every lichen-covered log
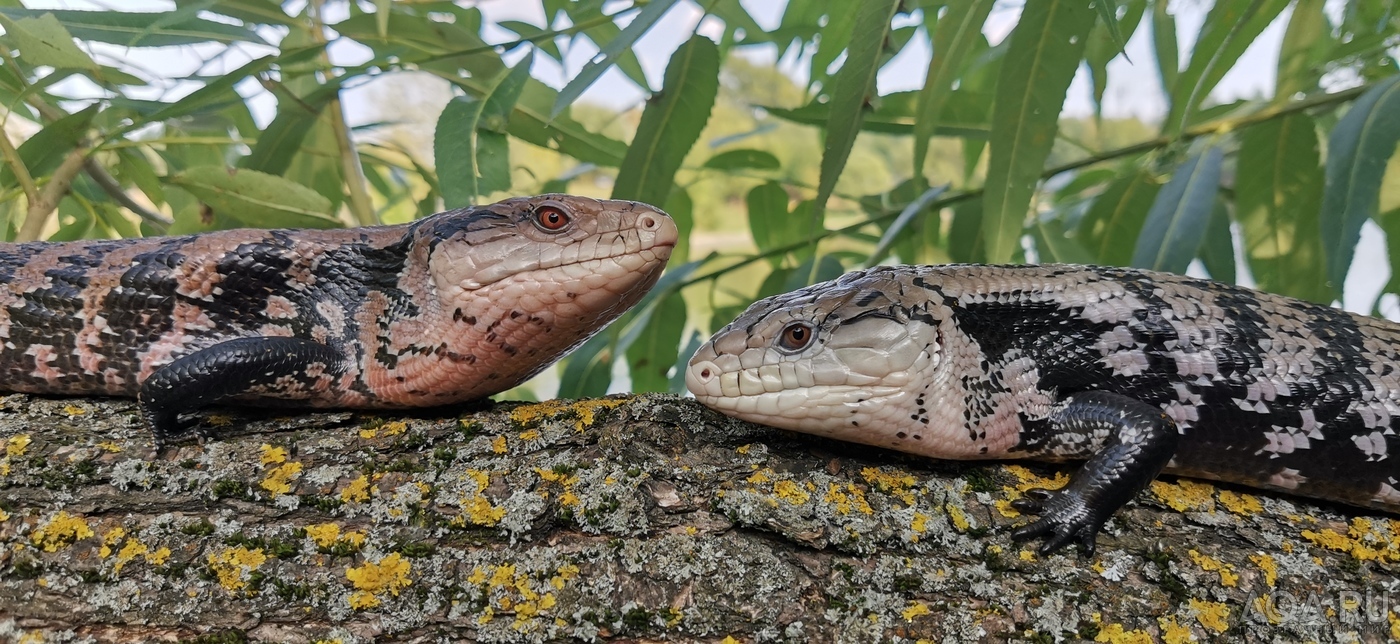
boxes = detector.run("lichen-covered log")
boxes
[1,393,1398,643]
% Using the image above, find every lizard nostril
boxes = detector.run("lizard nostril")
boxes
[700,367,712,379]
[640,215,657,230]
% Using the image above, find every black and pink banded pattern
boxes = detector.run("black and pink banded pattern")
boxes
[0,195,676,444]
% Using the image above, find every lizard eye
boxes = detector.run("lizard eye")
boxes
[776,322,816,353]
[534,204,571,232]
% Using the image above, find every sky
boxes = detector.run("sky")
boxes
[15,0,1394,315]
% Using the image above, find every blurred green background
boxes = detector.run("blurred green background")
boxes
[0,0,1397,399]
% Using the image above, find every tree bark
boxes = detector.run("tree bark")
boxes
[0,393,1396,643]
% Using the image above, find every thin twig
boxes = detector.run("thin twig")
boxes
[17,147,88,242]
[0,129,38,205]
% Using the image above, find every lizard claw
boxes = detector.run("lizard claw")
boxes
[1009,488,1104,557]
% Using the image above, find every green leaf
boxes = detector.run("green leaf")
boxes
[119,46,324,135]
[982,0,1096,263]
[867,184,947,265]
[375,0,390,38]
[177,0,295,26]
[913,0,996,180]
[1085,0,1146,116]
[702,149,781,171]
[764,90,991,137]
[808,2,859,87]
[1275,0,1329,98]
[1032,218,1096,264]
[168,166,340,229]
[0,104,96,187]
[0,8,265,46]
[552,0,680,118]
[611,35,719,208]
[747,181,792,263]
[1162,0,1289,135]
[1150,0,1178,98]
[1131,144,1223,273]
[241,82,342,176]
[0,12,97,71]
[663,187,694,268]
[948,197,986,263]
[1199,197,1235,283]
[626,290,686,393]
[1076,168,1161,266]
[116,149,165,207]
[667,330,702,393]
[811,0,902,231]
[434,53,533,208]
[1236,114,1328,303]
[1321,75,1400,292]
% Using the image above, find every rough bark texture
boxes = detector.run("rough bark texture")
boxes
[1,393,1398,643]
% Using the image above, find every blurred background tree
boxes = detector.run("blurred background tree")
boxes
[0,0,1397,399]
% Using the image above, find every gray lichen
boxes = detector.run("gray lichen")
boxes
[2,392,1399,642]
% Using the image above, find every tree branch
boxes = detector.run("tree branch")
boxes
[16,146,88,242]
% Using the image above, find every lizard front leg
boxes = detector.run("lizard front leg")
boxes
[139,337,347,447]
[1011,391,1180,556]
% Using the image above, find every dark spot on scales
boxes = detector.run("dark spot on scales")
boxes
[897,432,907,439]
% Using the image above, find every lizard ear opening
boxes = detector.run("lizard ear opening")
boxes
[776,321,816,354]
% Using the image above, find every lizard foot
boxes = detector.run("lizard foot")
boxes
[1009,486,1105,557]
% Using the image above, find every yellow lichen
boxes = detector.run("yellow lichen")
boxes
[491,435,508,454]
[735,444,751,455]
[902,601,931,621]
[31,511,94,552]
[462,494,507,526]
[1157,616,1194,644]
[1249,553,1278,587]
[95,441,122,453]
[147,546,171,565]
[945,504,970,531]
[1093,623,1154,644]
[341,475,371,503]
[1004,464,1069,491]
[994,498,1021,518]
[305,523,342,548]
[260,461,303,495]
[259,443,287,465]
[100,526,127,557]
[113,538,149,575]
[1388,610,1400,641]
[207,546,267,592]
[519,429,540,441]
[1150,480,1217,512]
[1189,598,1230,634]
[910,512,929,542]
[0,508,9,521]
[1018,550,1035,562]
[380,421,407,436]
[1216,490,1262,515]
[6,433,31,456]
[1188,549,1238,587]
[746,469,771,485]
[861,467,918,505]
[508,397,629,432]
[1253,593,1283,624]
[346,553,412,606]
[823,483,872,515]
[773,480,809,505]
[62,404,85,416]
[720,637,742,644]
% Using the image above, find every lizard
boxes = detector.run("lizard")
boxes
[0,194,676,447]
[686,263,1400,555]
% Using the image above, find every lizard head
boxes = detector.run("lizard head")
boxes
[416,194,677,390]
[686,267,952,449]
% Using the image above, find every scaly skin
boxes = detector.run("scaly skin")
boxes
[687,264,1400,553]
[0,194,676,444]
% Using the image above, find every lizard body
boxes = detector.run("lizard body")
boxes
[687,264,1400,553]
[0,194,675,445]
